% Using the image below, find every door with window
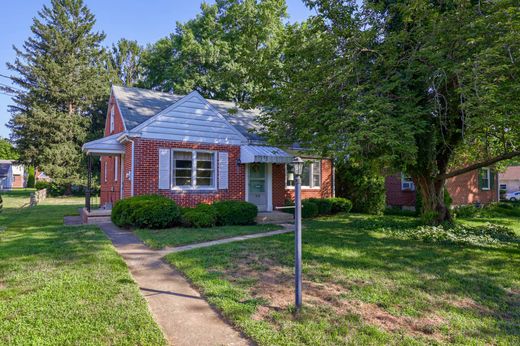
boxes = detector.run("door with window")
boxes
[248,163,267,211]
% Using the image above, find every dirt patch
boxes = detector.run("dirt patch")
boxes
[451,297,493,315]
[226,255,446,340]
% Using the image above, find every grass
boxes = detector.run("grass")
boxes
[135,223,281,249]
[0,190,166,345]
[165,212,520,345]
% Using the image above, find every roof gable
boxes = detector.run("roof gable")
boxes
[131,91,248,145]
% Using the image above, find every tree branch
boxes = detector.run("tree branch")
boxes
[437,150,520,180]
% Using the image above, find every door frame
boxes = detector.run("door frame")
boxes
[245,163,272,212]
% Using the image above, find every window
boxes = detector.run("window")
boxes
[114,156,119,182]
[499,183,507,191]
[104,160,107,183]
[173,150,215,189]
[480,167,491,190]
[401,174,415,191]
[109,105,115,132]
[286,160,321,188]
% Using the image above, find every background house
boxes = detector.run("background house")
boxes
[386,168,498,209]
[498,166,520,194]
[0,160,25,189]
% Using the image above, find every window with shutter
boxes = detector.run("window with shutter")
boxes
[479,167,491,190]
[158,149,171,189]
[114,156,118,182]
[110,105,115,132]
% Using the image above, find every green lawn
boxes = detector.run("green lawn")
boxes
[135,223,281,249]
[166,212,520,345]
[0,190,166,345]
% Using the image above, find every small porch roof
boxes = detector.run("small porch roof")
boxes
[82,133,125,155]
[240,145,293,164]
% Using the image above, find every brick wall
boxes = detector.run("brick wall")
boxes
[385,171,498,208]
[385,175,416,207]
[131,138,245,207]
[446,170,498,205]
[280,159,334,205]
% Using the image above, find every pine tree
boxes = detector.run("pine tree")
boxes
[5,0,109,185]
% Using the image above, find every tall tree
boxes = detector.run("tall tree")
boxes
[4,0,109,185]
[0,138,19,160]
[141,0,287,104]
[108,38,143,87]
[260,0,520,224]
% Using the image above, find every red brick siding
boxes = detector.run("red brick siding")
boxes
[385,175,416,207]
[446,170,498,205]
[385,171,499,208]
[11,174,24,188]
[104,94,125,136]
[132,138,245,207]
[281,159,334,204]
[272,164,286,208]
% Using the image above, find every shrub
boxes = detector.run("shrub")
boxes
[307,198,333,215]
[112,195,181,229]
[384,206,417,217]
[328,197,353,213]
[213,200,258,225]
[453,205,479,218]
[181,204,218,228]
[26,166,35,188]
[35,181,51,191]
[302,200,319,218]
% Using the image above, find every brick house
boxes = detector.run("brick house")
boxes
[82,86,333,211]
[386,168,499,209]
[498,166,520,194]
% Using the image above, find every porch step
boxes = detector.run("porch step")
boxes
[80,207,112,224]
[256,211,294,224]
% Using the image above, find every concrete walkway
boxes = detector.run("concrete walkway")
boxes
[158,226,294,256]
[99,223,250,346]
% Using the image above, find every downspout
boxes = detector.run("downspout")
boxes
[332,158,336,198]
[129,138,135,197]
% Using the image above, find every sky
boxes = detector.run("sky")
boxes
[0,0,312,139]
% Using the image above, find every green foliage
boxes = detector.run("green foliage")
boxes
[385,223,518,247]
[212,200,258,225]
[112,195,181,229]
[328,197,353,213]
[384,207,417,218]
[107,38,143,87]
[0,138,19,160]
[5,0,109,185]
[453,205,479,218]
[335,160,386,214]
[301,199,319,218]
[307,198,332,215]
[26,166,35,188]
[181,203,218,228]
[0,194,3,213]
[260,1,520,223]
[141,0,287,104]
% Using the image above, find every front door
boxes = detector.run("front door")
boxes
[248,163,267,211]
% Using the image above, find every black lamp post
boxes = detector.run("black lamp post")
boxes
[292,156,304,311]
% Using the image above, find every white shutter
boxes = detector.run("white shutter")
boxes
[158,149,171,189]
[218,152,229,190]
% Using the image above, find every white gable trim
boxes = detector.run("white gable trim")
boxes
[129,90,248,144]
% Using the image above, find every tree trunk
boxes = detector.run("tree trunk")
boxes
[415,175,452,225]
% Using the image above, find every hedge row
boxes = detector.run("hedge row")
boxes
[285,197,353,218]
[112,195,258,229]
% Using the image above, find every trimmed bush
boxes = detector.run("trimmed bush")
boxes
[302,200,319,218]
[112,195,181,229]
[213,200,258,225]
[181,203,218,228]
[307,198,333,215]
[453,205,479,218]
[328,197,353,213]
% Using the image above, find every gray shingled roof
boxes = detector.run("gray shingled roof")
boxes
[112,86,265,142]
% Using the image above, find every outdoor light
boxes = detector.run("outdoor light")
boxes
[292,156,304,312]
[292,156,305,176]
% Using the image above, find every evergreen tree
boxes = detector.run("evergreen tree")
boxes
[261,0,520,224]
[5,0,109,185]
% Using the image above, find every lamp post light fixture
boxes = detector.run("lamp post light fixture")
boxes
[292,156,304,312]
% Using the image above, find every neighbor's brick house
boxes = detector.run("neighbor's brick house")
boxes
[83,86,333,211]
[386,168,498,209]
